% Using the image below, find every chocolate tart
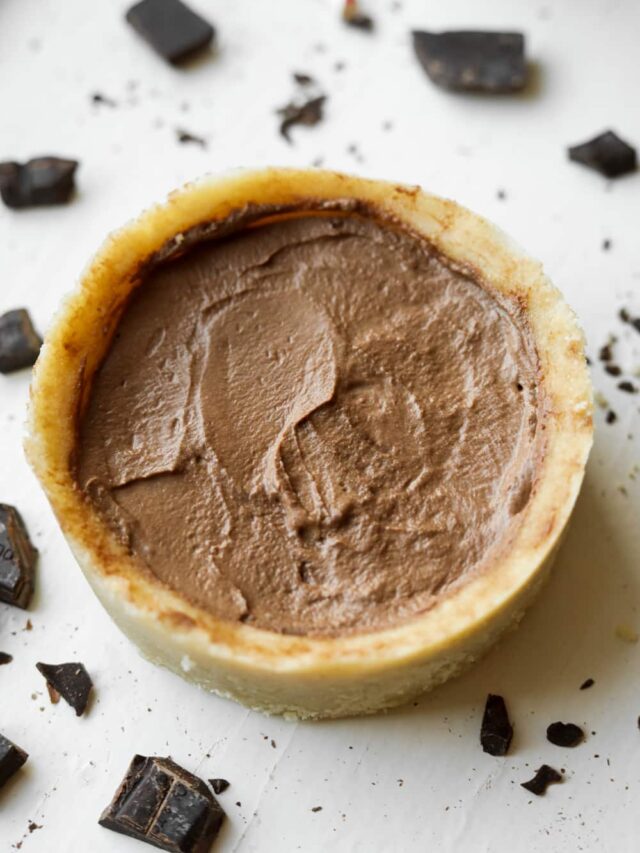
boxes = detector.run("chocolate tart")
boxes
[26,169,592,719]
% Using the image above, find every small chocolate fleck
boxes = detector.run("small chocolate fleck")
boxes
[311,806,323,812]
[547,721,585,747]
[631,318,640,334]
[618,381,637,394]
[0,309,42,374]
[208,778,229,795]
[35,662,93,716]
[277,95,326,143]
[342,0,375,32]
[497,189,507,200]
[619,308,631,324]
[568,131,637,178]
[0,157,78,209]
[176,128,207,147]
[412,30,527,93]
[602,238,612,251]
[293,72,315,86]
[521,764,563,796]
[0,652,12,665]
[480,694,513,756]
[125,0,215,65]
[606,410,617,424]
[91,92,117,108]
[0,504,38,608]
[605,364,622,376]
[580,678,595,690]
[599,343,613,362]
[0,733,28,789]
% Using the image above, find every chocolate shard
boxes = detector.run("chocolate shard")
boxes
[208,778,229,795]
[0,733,28,789]
[100,755,225,852]
[521,764,563,796]
[0,157,78,209]
[35,662,93,716]
[342,1,374,31]
[0,309,42,374]
[412,30,527,93]
[0,652,12,665]
[579,678,594,690]
[568,131,637,178]
[125,0,215,65]
[277,96,326,143]
[546,721,584,747]
[480,694,513,755]
[0,504,38,609]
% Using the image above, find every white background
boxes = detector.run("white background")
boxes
[1,0,640,850]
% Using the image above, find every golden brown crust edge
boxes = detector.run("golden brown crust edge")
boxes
[24,168,593,719]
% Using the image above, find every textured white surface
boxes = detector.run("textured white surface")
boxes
[1,0,639,851]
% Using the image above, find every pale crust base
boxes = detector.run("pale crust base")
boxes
[25,168,593,719]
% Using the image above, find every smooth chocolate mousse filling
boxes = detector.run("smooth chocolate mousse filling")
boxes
[77,208,544,636]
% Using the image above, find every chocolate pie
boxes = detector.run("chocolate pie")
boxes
[26,169,592,718]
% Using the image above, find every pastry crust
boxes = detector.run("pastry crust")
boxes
[25,168,593,719]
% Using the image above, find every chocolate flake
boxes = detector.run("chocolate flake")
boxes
[0,652,12,665]
[293,72,315,86]
[100,755,225,852]
[521,764,563,796]
[342,0,374,31]
[208,778,229,795]
[568,131,637,178]
[0,733,28,789]
[480,694,513,756]
[176,128,207,147]
[580,678,595,690]
[598,342,613,362]
[618,381,637,394]
[546,721,585,747]
[604,364,622,376]
[125,0,215,65]
[602,239,612,251]
[277,95,326,143]
[412,30,527,93]
[0,157,78,209]
[311,805,323,812]
[35,662,93,716]
[91,92,117,107]
[0,309,42,374]
[605,410,617,424]
[0,504,38,608]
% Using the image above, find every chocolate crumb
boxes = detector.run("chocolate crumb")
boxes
[277,95,326,143]
[293,72,315,86]
[342,0,375,32]
[91,92,117,108]
[606,410,617,424]
[568,130,637,178]
[602,238,612,251]
[24,619,32,631]
[208,778,230,795]
[0,652,12,665]
[618,381,637,394]
[619,308,631,324]
[599,343,613,362]
[480,694,513,756]
[311,806,323,812]
[521,765,563,796]
[176,128,207,147]
[497,189,507,200]
[605,364,622,376]
[580,678,595,690]
[546,722,585,747]
[0,309,42,374]
[35,662,93,716]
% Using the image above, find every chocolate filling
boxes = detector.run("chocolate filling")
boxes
[77,208,543,636]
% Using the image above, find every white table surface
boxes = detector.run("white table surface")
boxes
[1,0,640,850]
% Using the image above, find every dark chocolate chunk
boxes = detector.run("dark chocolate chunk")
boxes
[125,0,215,65]
[598,343,613,362]
[521,764,563,796]
[311,805,323,812]
[618,381,637,394]
[100,755,224,852]
[605,410,617,424]
[480,694,513,756]
[35,662,93,716]
[277,96,326,143]
[293,72,315,86]
[0,157,78,209]
[412,30,527,93]
[342,1,374,31]
[619,307,631,324]
[91,92,117,107]
[208,778,229,795]
[568,131,637,178]
[176,128,207,147]
[0,733,28,789]
[0,309,42,374]
[605,364,622,376]
[0,504,38,609]
[0,652,12,665]
[546,721,585,747]
[633,318,640,334]
[580,678,594,690]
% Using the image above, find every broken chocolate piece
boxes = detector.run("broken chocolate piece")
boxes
[0,309,42,374]
[0,652,12,665]
[208,778,229,795]
[0,157,78,209]
[618,381,637,394]
[568,131,637,178]
[125,0,215,65]
[176,128,207,147]
[480,694,513,755]
[293,72,315,86]
[35,662,93,716]
[91,92,117,107]
[605,410,617,424]
[412,30,527,93]
[521,764,562,796]
[0,504,38,609]
[342,0,374,31]
[598,343,613,362]
[546,721,584,747]
[580,678,594,690]
[277,96,326,143]
[100,755,224,852]
[0,733,28,789]
[605,364,622,376]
